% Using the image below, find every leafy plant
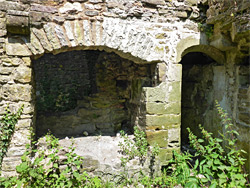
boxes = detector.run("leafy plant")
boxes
[0,105,23,169]
[118,126,159,167]
[198,23,214,39]
[0,133,102,188]
[165,101,248,187]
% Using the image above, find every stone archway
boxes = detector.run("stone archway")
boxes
[2,18,178,176]
[180,52,221,146]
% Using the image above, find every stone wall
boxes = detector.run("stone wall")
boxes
[0,0,249,177]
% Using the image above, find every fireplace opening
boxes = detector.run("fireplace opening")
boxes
[33,50,155,138]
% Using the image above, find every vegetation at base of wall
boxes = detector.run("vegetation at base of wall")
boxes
[0,105,23,170]
[118,126,160,167]
[0,103,249,187]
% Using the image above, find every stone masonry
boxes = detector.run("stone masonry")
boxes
[0,0,249,176]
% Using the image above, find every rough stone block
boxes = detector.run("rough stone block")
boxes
[165,81,181,102]
[143,87,166,102]
[167,64,182,81]
[15,119,32,130]
[6,15,29,35]
[0,29,7,37]
[85,10,99,16]
[44,23,61,50]
[168,128,180,148]
[89,0,103,3]
[239,113,250,124]
[6,147,26,157]
[146,102,181,115]
[32,28,53,52]
[0,75,9,83]
[6,42,32,56]
[30,32,45,55]
[30,11,52,25]
[0,66,13,75]
[0,18,6,30]
[1,84,32,102]
[54,25,69,47]
[1,158,22,171]
[142,0,166,6]
[146,130,168,147]
[146,114,181,128]
[11,129,31,147]
[13,64,32,83]
[31,4,58,13]
[59,2,83,14]
[158,148,179,165]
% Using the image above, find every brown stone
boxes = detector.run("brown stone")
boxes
[6,15,29,35]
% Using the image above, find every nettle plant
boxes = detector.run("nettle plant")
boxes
[166,101,249,187]
[0,105,23,169]
[0,133,105,188]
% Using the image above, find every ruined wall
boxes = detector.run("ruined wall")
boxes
[0,0,202,176]
[0,0,249,177]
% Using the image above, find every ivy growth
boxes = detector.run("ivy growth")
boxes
[198,23,214,39]
[0,105,23,169]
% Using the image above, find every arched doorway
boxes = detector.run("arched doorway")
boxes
[180,52,221,147]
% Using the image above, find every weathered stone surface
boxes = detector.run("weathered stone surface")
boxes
[89,0,103,3]
[54,25,69,47]
[142,0,166,6]
[6,43,32,56]
[32,28,53,52]
[158,148,178,165]
[2,158,22,171]
[13,65,32,83]
[146,102,181,115]
[168,128,180,148]
[59,2,83,14]
[146,114,181,127]
[6,15,29,35]
[143,87,166,102]
[0,18,6,30]
[31,4,58,13]
[64,21,77,47]
[146,130,168,147]
[85,10,99,16]
[43,23,61,50]
[6,147,26,157]
[30,11,52,25]
[165,82,181,102]
[0,75,9,83]
[74,20,84,45]
[1,84,32,102]
[0,1,28,11]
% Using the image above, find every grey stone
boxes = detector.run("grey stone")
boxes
[142,0,166,6]
[85,11,99,16]
[31,4,58,13]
